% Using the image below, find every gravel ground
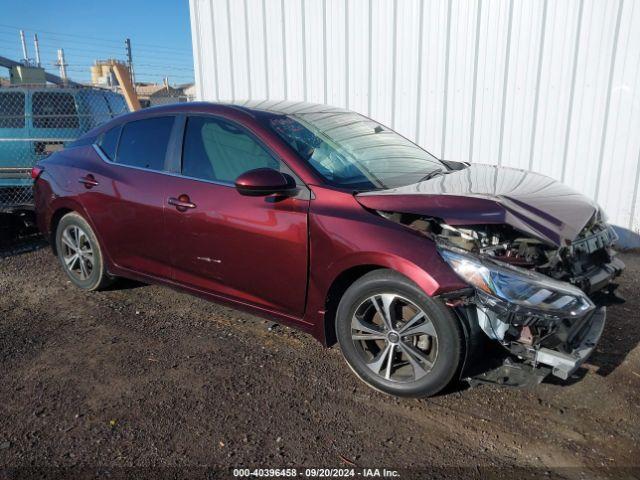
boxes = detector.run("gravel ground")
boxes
[0,227,638,478]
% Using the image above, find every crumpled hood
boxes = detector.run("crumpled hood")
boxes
[356,164,598,246]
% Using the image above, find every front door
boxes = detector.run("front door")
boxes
[164,115,309,317]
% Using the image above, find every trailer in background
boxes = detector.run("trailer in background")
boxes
[0,85,128,212]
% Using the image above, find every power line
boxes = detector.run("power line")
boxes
[0,24,193,54]
[0,39,193,67]
[64,64,193,73]
[64,62,193,72]
[63,66,193,79]
[0,50,194,74]
[33,43,188,58]
[0,25,122,47]
[25,46,194,67]
[135,74,195,80]
[0,28,195,84]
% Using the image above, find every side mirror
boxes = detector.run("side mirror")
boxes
[235,168,298,197]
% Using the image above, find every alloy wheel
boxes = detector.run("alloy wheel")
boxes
[60,225,94,281]
[351,293,438,383]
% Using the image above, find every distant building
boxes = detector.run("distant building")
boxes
[10,65,46,85]
[135,81,190,108]
[90,60,124,87]
[176,82,196,100]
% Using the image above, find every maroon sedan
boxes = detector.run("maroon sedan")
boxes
[33,101,624,397]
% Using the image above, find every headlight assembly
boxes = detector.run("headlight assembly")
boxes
[438,246,594,318]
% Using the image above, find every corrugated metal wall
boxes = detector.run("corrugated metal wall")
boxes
[189,0,640,244]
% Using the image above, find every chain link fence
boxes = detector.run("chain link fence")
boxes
[0,84,193,211]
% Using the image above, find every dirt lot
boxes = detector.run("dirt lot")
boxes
[0,226,639,478]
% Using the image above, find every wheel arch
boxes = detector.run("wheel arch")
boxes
[318,251,466,347]
[49,207,74,255]
[47,200,103,260]
[323,264,385,347]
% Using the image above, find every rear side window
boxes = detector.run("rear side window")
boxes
[116,117,174,171]
[0,92,25,128]
[182,116,280,183]
[32,92,79,129]
[97,125,122,161]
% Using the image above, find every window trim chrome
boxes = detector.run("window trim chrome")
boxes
[90,111,312,196]
[92,143,236,188]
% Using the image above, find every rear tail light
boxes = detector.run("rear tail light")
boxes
[31,166,44,180]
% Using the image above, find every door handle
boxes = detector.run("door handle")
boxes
[168,194,196,212]
[78,174,99,188]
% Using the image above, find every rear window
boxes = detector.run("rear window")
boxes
[97,125,122,161]
[116,117,174,171]
[0,92,25,128]
[32,92,79,129]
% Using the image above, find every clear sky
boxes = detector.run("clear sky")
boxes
[0,0,194,85]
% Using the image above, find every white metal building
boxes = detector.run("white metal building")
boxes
[189,0,640,246]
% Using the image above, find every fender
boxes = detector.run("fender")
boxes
[303,187,468,344]
[323,250,454,297]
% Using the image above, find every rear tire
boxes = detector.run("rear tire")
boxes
[336,269,464,398]
[55,212,113,291]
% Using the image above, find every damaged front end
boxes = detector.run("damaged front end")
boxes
[379,210,624,387]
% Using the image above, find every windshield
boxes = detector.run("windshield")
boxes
[268,111,445,190]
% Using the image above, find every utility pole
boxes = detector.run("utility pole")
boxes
[56,49,68,83]
[125,38,135,87]
[33,34,41,67]
[19,30,29,64]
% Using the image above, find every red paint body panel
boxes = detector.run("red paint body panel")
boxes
[36,102,558,346]
[302,186,468,339]
[82,156,172,278]
[164,175,309,315]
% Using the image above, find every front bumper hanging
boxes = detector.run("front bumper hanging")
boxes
[465,302,609,388]
[533,307,606,380]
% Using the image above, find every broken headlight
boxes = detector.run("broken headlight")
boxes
[438,246,594,317]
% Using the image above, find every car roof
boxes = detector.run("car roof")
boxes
[88,100,353,139]
[226,100,349,115]
[135,100,350,118]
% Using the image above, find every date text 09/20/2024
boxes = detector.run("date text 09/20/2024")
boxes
[232,468,400,477]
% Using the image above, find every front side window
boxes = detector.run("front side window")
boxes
[32,92,79,129]
[182,116,280,183]
[269,112,445,190]
[116,116,174,171]
[0,92,25,128]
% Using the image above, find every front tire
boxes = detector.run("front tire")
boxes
[55,212,113,291]
[336,269,464,397]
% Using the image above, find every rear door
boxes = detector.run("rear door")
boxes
[164,114,310,316]
[83,115,178,278]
